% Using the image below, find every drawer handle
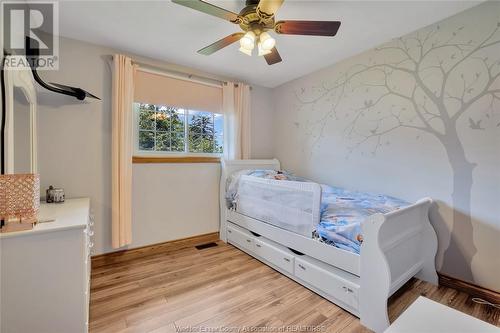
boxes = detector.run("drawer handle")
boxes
[298,264,306,270]
[228,230,232,233]
[256,244,262,248]
[246,239,251,243]
[283,257,291,262]
[342,286,354,293]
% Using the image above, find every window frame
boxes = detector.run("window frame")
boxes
[133,102,224,158]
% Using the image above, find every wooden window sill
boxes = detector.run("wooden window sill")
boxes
[132,156,221,164]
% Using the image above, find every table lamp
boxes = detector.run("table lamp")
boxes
[0,174,40,233]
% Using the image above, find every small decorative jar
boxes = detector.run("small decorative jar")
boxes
[46,186,65,203]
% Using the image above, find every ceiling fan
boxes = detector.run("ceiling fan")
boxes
[171,0,341,65]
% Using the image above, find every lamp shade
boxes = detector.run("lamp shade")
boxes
[240,31,256,50]
[0,173,40,232]
[258,42,272,56]
[259,32,275,51]
[239,46,253,56]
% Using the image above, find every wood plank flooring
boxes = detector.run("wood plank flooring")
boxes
[90,241,499,333]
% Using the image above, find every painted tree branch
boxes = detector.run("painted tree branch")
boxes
[298,20,500,153]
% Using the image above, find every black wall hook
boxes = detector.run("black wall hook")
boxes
[25,36,100,101]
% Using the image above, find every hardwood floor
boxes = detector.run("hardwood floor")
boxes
[90,241,499,333]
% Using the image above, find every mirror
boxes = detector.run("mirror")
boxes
[2,57,37,174]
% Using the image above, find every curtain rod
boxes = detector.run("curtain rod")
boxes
[135,63,223,89]
[133,61,251,90]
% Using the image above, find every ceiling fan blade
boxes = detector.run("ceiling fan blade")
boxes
[171,0,240,23]
[256,0,284,19]
[274,20,341,36]
[264,47,282,65]
[198,33,245,55]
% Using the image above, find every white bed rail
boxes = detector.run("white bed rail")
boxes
[236,175,322,237]
[359,197,438,332]
[220,159,281,241]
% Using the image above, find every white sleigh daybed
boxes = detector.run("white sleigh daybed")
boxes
[219,159,438,333]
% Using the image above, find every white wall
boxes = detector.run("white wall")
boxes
[36,36,275,254]
[271,2,500,291]
[36,37,113,255]
[250,86,274,159]
[131,163,221,248]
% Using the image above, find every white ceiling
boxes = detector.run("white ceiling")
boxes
[56,1,482,87]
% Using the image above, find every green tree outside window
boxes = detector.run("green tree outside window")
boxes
[136,103,223,154]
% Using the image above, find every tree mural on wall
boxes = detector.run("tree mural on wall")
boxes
[296,21,500,280]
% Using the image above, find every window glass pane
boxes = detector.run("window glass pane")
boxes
[155,132,170,151]
[155,107,170,132]
[136,103,222,155]
[155,106,185,132]
[189,133,202,153]
[215,135,223,154]
[214,113,223,136]
[139,131,155,150]
[171,108,185,132]
[188,110,213,135]
[171,132,185,152]
[138,104,155,130]
[202,134,215,153]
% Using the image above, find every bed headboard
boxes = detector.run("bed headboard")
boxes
[221,159,280,177]
[219,159,281,241]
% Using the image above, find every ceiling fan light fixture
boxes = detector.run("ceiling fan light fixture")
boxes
[258,42,272,56]
[259,32,276,51]
[172,0,341,66]
[239,46,253,56]
[239,31,255,56]
[240,31,256,49]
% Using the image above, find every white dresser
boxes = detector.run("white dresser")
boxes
[0,198,93,333]
[384,296,499,333]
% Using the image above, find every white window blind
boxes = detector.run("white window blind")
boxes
[134,69,223,113]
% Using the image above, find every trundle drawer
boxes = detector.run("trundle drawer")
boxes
[254,239,294,274]
[227,224,254,252]
[295,257,359,310]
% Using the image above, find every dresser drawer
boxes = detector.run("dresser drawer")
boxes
[254,238,294,274]
[227,224,254,252]
[295,257,359,310]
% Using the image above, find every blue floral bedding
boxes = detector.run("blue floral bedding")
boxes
[314,185,409,254]
[226,170,409,254]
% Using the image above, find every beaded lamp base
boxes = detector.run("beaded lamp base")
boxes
[0,174,40,233]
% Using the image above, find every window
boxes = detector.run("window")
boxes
[135,102,223,155]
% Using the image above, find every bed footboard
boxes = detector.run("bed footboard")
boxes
[359,198,438,332]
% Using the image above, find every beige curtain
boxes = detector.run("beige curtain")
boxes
[111,54,136,248]
[223,82,251,159]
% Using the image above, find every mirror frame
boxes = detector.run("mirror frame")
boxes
[3,56,37,174]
